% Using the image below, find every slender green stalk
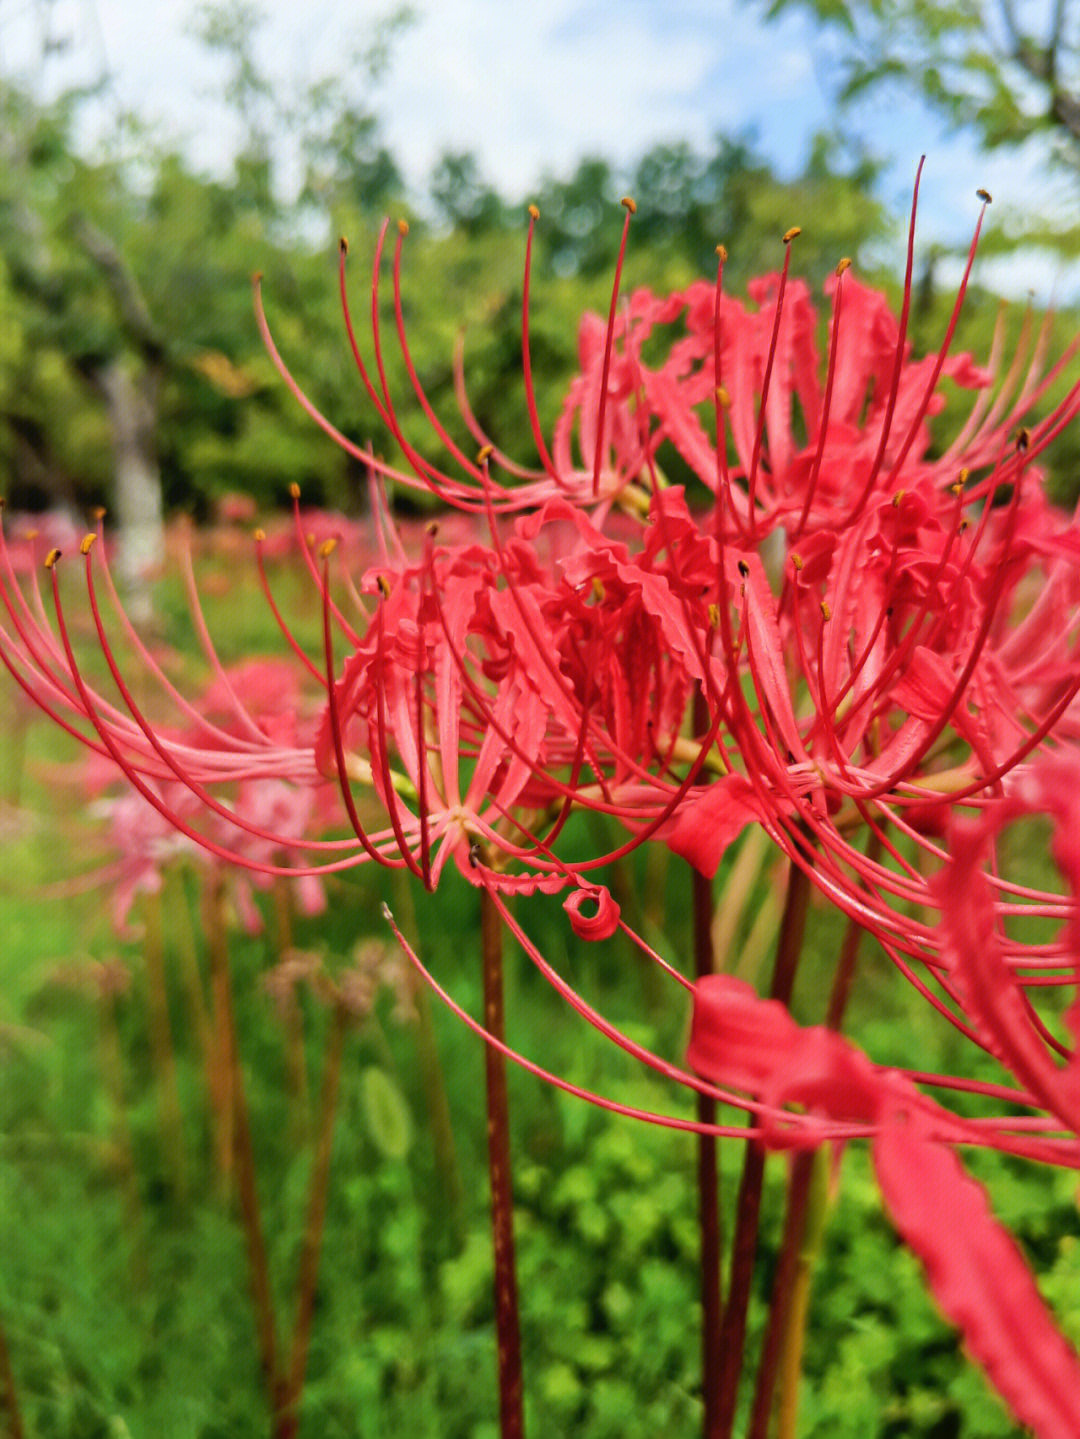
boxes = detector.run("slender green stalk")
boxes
[480,886,525,1439]
[716,854,812,1439]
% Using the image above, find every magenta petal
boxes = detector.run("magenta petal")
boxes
[874,1104,1080,1439]
[655,774,764,877]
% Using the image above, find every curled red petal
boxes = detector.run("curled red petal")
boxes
[563,885,621,941]
[655,774,765,878]
[874,1103,1080,1439]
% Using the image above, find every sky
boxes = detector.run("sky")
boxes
[0,0,1071,297]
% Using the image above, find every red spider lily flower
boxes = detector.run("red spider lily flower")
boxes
[312,489,723,892]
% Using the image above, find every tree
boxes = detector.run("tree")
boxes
[757,0,1080,176]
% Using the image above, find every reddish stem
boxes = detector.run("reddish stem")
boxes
[692,688,723,1438]
[279,1001,348,1438]
[480,885,525,1438]
[204,872,284,1423]
[748,834,880,1437]
[716,855,812,1439]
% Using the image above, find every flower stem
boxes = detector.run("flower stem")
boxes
[142,886,187,1201]
[203,871,284,1424]
[279,1000,348,1438]
[716,854,812,1439]
[747,847,877,1438]
[480,885,525,1439]
[692,859,723,1438]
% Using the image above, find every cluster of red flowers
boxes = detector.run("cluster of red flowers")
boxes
[5,166,1080,1433]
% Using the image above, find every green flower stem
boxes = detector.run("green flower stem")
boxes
[480,885,525,1439]
[716,854,812,1439]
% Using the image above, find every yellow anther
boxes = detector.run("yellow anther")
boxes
[621,196,637,213]
[339,236,349,254]
[476,444,494,463]
[377,574,391,598]
[397,218,409,236]
[716,244,728,262]
[254,527,266,542]
[976,188,992,204]
[80,534,96,555]
[791,553,804,571]
[426,521,439,537]
[708,603,721,628]
[892,490,905,507]
[783,226,802,244]
[93,506,107,520]
[289,482,301,500]
[820,601,832,621]
[528,203,540,221]
[1016,427,1030,453]
[715,386,731,408]
[835,257,852,275]
[318,538,337,559]
[44,548,61,569]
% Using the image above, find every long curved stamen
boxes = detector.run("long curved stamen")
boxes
[744,226,801,535]
[48,553,368,880]
[878,188,995,495]
[790,257,850,541]
[368,222,485,511]
[591,197,636,497]
[842,156,925,522]
[79,537,357,853]
[319,555,405,869]
[521,204,560,482]
[392,223,488,484]
[254,531,328,686]
[287,486,363,648]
